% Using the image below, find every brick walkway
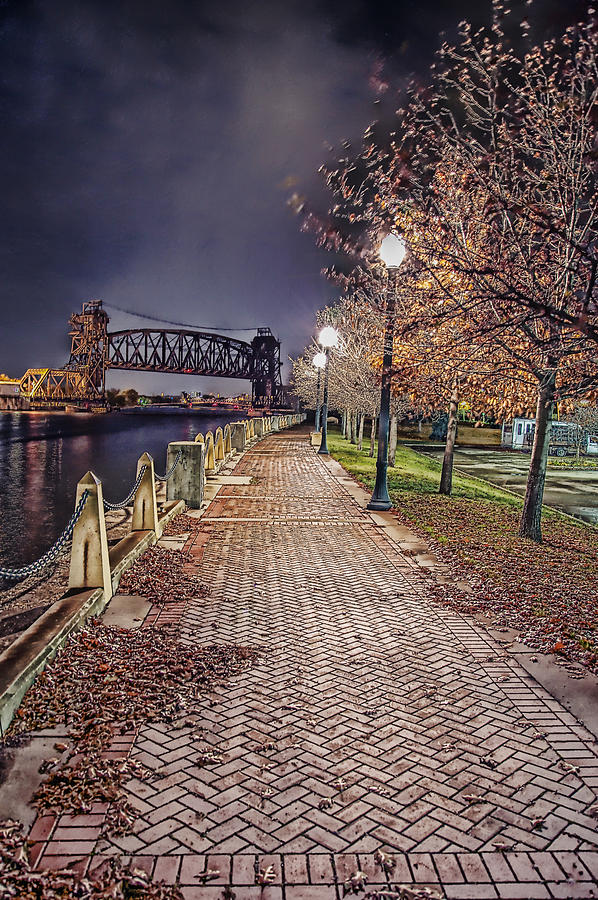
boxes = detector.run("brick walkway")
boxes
[29,429,598,897]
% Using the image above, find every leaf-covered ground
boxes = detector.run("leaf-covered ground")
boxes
[328,432,598,672]
[117,545,209,605]
[8,620,263,831]
[0,818,184,899]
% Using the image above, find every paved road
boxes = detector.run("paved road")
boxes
[421,446,598,525]
[20,430,598,897]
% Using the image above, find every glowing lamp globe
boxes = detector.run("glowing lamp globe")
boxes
[379,233,406,268]
[318,326,339,348]
[313,352,327,369]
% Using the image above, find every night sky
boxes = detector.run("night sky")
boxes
[0,0,586,395]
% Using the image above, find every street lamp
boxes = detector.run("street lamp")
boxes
[317,325,339,455]
[367,233,406,510]
[313,352,327,432]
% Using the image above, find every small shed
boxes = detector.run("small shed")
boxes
[501,417,535,449]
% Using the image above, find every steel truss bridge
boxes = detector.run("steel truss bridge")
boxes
[19,301,284,407]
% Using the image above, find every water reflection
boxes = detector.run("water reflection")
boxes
[0,409,238,572]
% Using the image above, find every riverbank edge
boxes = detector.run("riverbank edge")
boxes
[0,499,185,735]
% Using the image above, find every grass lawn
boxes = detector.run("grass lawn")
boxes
[327,429,598,672]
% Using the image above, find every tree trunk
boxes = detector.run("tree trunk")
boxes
[388,414,398,467]
[519,375,556,541]
[350,411,357,444]
[369,416,376,457]
[439,382,459,496]
[358,413,364,451]
[341,410,347,438]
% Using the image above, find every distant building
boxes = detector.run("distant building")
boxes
[501,417,535,449]
[502,417,598,456]
[0,379,20,397]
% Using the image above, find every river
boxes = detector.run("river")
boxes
[0,408,240,574]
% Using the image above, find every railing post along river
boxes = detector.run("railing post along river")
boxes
[166,441,205,509]
[68,471,112,599]
[132,452,160,536]
[230,421,247,452]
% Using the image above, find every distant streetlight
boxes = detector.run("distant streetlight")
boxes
[313,351,327,432]
[317,325,339,455]
[367,233,406,510]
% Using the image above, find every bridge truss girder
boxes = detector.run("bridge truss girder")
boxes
[19,368,99,402]
[108,329,254,379]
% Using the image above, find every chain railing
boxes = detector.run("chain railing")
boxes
[0,490,90,581]
[0,416,304,586]
[103,465,147,511]
[155,449,182,482]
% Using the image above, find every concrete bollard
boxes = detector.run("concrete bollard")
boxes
[223,424,232,455]
[166,441,205,508]
[230,422,246,451]
[132,452,159,535]
[68,471,112,599]
[271,415,280,431]
[202,433,216,473]
[254,417,264,437]
[215,427,225,463]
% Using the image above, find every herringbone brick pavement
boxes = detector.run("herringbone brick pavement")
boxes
[29,429,598,897]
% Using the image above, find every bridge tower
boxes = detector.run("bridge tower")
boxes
[250,328,283,408]
[67,300,109,397]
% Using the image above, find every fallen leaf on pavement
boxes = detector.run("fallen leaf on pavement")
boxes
[343,870,368,895]
[196,870,220,883]
[373,849,396,872]
[463,794,486,805]
[256,865,277,885]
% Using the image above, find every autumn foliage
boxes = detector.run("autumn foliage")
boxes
[293,1,598,542]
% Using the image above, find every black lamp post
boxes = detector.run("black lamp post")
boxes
[316,326,339,456]
[313,352,326,433]
[367,234,406,511]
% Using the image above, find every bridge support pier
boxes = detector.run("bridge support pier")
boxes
[166,441,205,509]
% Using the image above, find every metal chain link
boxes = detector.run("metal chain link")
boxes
[0,489,90,581]
[103,465,148,511]
[155,450,182,482]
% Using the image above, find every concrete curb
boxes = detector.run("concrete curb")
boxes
[0,499,184,736]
